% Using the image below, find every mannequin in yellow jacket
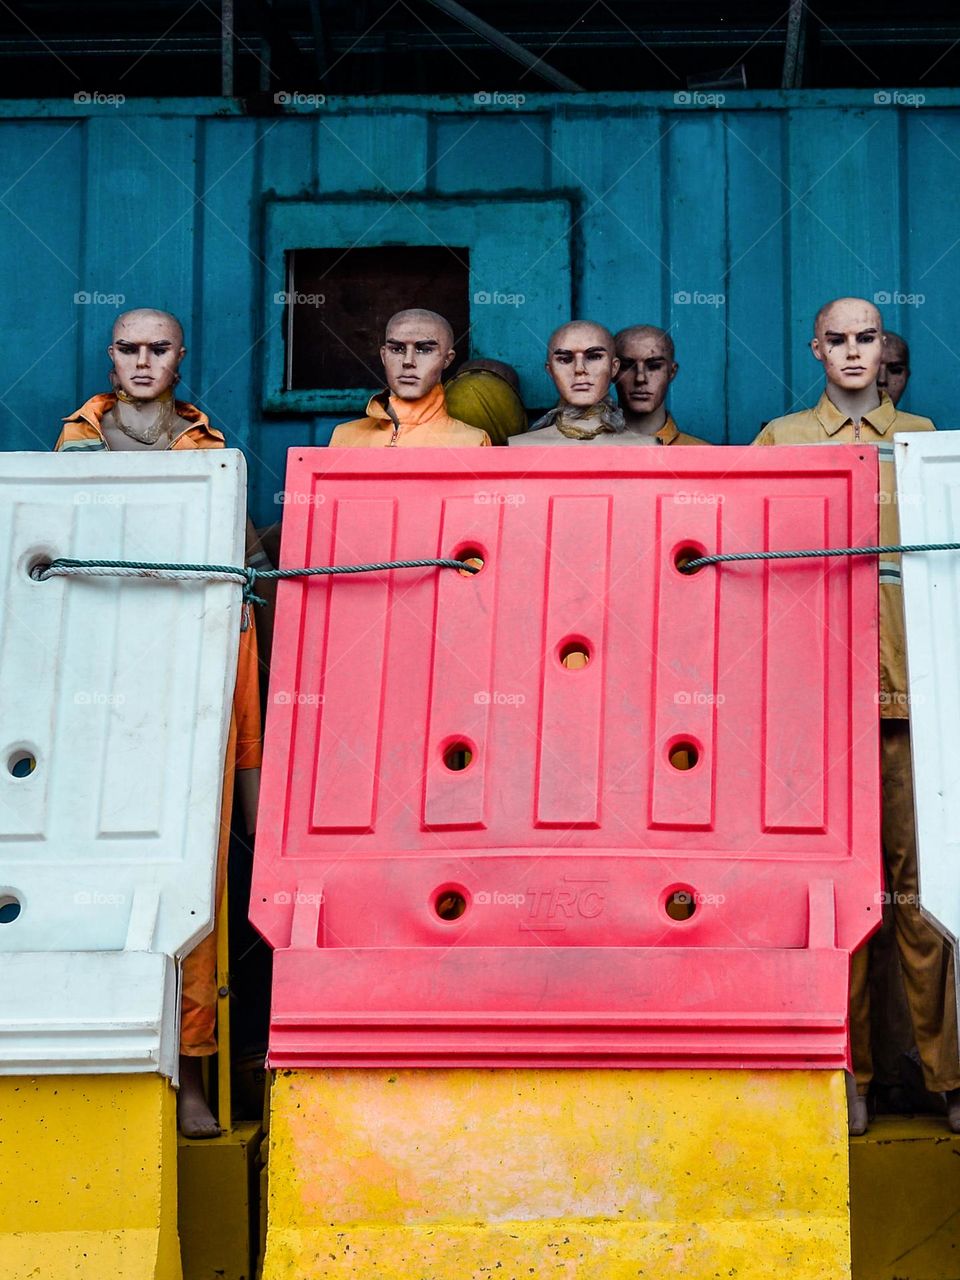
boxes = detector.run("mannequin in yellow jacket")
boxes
[753,297,960,1137]
[331,309,490,448]
[614,325,709,445]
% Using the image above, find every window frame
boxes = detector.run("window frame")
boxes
[262,197,573,415]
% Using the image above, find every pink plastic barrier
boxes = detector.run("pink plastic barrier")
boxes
[251,446,881,1068]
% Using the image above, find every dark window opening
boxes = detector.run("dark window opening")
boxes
[284,246,470,392]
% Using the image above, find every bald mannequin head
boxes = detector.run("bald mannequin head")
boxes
[615,324,675,363]
[878,330,910,406]
[108,309,186,401]
[614,325,678,420]
[811,297,883,392]
[381,309,456,400]
[545,320,619,408]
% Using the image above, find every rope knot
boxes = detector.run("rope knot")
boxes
[242,566,267,608]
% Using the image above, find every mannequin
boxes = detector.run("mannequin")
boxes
[509,321,622,445]
[56,308,263,1139]
[613,326,709,445]
[330,309,491,447]
[877,330,910,407]
[754,297,959,1136]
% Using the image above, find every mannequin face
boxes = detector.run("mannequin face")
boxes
[811,299,882,391]
[877,336,910,406]
[108,313,185,400]
[381,315,455,401]
[614,332,677,415]
[546,322,620,408]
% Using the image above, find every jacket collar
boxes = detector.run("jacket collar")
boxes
[656,412,679,445]
[814,389,896,437]
[365,383,448,430]
[64,392,224,443]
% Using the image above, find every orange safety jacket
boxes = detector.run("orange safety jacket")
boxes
[55,393,261,767]
[330,384,492,448]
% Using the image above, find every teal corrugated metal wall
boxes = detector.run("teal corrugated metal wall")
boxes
[0,92,956,524]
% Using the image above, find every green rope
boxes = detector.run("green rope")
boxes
[680,543,960,573]
[35,541,960,600]
[37,555,480,608]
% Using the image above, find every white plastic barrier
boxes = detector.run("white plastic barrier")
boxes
[895,432,960,984]
[0,451,246,1074]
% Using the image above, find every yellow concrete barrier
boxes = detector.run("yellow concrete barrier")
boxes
[263,1068,850,1279]
[0,1075,181,1280]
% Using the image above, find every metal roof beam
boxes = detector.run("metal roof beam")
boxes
[419,0,583,91]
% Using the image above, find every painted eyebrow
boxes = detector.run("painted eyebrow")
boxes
[552,346,609,356]
[824,327,877,337]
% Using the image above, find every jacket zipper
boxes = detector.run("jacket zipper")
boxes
[381,395,403,446]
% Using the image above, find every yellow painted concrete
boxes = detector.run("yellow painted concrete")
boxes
[849,1115,960,1279]
[262,1068,850,1279]
[178,1121,262,1280]
[0,1074,181,1280]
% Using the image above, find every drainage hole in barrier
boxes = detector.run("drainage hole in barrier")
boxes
[457,548,485,577]
[674,544,707,575]
[435,890,467,921]
[0,895,22,924]
[559,640,591,669]
[443,741,473,771]
[665,890,696,922]
[668,741,699,771]
[27,557,53,582]
[8,751,36,778]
